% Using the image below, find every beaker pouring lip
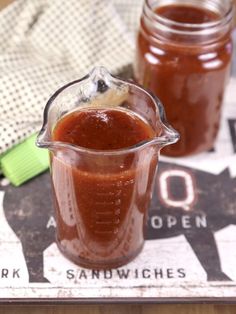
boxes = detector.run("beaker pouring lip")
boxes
[36,66,179,155]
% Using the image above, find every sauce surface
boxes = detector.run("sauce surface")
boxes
[51,108,157,268]
[53,108,154,150]
[156,5,220,24]
[135,4,232,156]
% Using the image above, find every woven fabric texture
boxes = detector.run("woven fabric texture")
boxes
[0,0,143,154]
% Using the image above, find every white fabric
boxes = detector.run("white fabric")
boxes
[0,0,143,154]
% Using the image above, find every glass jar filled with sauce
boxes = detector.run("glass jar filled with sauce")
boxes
[37,67,179,269]
[134,0,234,157]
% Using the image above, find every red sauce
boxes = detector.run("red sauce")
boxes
[53,109,154,150]
[51,108,157,268]
[135,4,232,156]
[157,5,219,24]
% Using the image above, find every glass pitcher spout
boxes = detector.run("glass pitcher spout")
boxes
[36,66,179,152]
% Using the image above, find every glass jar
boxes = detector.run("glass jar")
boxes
[37,67,179,269]
[134,0,234,157]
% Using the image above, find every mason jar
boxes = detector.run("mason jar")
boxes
[134,0,234,157]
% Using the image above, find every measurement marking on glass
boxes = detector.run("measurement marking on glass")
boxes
[94,230,114,234]
[95,221,113,225]
[95,211,116,215]
[94,200,121,205]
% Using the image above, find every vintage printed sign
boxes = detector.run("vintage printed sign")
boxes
[0,79,236,301]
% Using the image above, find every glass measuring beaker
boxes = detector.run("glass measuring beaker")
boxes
[37,66,179,269]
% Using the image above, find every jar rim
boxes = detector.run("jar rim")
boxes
[144,0,234,35]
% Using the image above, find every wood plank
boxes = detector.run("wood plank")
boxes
[0,305,236,314]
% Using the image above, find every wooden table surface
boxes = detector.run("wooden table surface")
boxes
[0,0,236,313]
[0,305,235,314]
